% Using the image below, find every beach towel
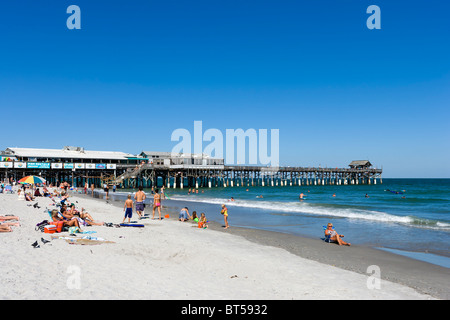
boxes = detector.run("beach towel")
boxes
[68,226,80,234]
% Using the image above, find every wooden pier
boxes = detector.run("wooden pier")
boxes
[0,163,382,189]
[105,161,382,189]
[0,147,382,189]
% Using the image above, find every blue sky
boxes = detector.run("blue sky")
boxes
[0,0,449,177]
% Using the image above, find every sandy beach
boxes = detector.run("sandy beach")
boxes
[1,190,448,300]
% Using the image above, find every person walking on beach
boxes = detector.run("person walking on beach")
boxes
[134,186,146,219]
[104,183,109,200]
[91,184,95,197]
[152,188,162,220]
[123,195,134,223]
[221,204,229,229]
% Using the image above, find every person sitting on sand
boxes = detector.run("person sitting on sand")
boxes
[62,206,103,227]
[60,192,70,205]
[198,212,208,229]
[78,207,101,224]
[324,223,350,246]
[42,187,51,197]
[25,193,34,201]
[51,209,83,232]
[67,204,104,226]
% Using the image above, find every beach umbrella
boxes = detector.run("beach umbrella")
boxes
[18,175,46,185]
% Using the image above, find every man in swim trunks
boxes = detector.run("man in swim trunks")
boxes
[134,186,146,219]
[123,195,134,223]
[152,188,162,220]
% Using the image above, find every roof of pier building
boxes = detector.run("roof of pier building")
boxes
[4,147,135,161]
[348,160,372,168]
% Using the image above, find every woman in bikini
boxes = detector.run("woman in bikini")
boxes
[152,188,162,220]
[325,223,350,246]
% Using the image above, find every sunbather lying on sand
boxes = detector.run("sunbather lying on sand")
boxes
[0,221,20,227]
[0,216,20,222]
[0,224,13,232]
[0,216,20,232]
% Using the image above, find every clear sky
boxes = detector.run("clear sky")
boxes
[0,0,449,177]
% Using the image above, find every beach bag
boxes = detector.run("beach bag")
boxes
[50,220,65,233]
[35,220,49,232]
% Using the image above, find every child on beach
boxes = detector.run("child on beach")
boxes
[123,195,134,223]
[198,212,208,229]
[221,204,229,229]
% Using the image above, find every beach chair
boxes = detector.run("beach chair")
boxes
[46,209,69,233]
[322,226,336,243]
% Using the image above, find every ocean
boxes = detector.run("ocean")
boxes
[108,178,450,264]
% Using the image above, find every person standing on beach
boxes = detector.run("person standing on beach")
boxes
[152,188,162,220]
[91,184,95,197]
[134,186,146,219]
[104,183,109,200]
[123,195,134,223]
[221,204,229,229]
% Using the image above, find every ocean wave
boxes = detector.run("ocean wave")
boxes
[169,195,450,231]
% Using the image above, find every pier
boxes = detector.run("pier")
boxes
[109,163,382,189]
[0,147,382,188]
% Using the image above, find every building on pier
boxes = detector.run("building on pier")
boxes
[0,146,142,187]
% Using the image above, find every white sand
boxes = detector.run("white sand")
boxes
[0,192,436,300]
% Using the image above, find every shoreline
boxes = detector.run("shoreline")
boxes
[83,190,450,299]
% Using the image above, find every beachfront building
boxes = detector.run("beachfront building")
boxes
[0,146,143,187]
